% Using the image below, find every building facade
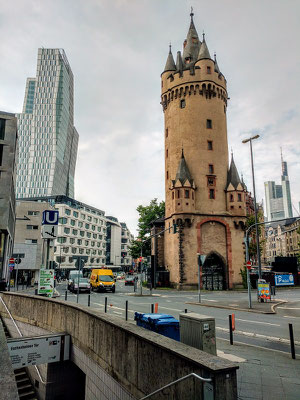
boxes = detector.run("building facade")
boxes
[161,13,248,289]
[120,222,134,269]
[106,218,134,270]
[16,48,78,199]
[0,112,17,281]
[265,218,299,263]
[264,155,293,222]
[13,200,55,284]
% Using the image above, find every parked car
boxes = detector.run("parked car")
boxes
[67,270,83,290]
[69,277,91,293]
[90,269,116,293]
[125,275,137,286]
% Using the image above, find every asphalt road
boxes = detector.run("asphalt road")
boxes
[11,280,300,356]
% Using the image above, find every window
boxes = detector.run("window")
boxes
[86,249,90,254]
[64,227,70,234]
[97,227,101,232]
[81,214,85,220]
[73,211,78,218]
[0,118,6,140]
[70,238,75,244]
[70,219,75,226]
[72,248,77,254]
[72,229,78,235]
[65,209,71,215]
[79,248,84,254]
[209,164,214,174]
[85,240,89,246]
[230,194,234,202]
[180,99,186,108]
[28,211,39,216]
[87,232,91,238]
[85,223,90,229]
[98,234,102,240]
[207,141,213,150]
[166,128,168,138]
[92,225,95,231]
[80,230,85,237]
[57,237,67,244]
[177,190,180,198]
[25,239,37,244]
[207,177,215,186]
[166,149,168,158]
[172,192,174,200]
[206,119,212,129]
[238,193,242,202]
[87,216,92,222]
[209,189,215,199]
[77,239,82,245]
[166,171,169,179]
[59,217,67,224]
[207,66,211,74]
[91,241,95,247]
[78,221,83,228]
[26,225,38,230]
[185,190,189,199]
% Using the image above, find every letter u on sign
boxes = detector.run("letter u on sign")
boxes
[42,210,59,225]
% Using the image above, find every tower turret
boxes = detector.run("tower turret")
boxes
[225,154,246,216]
[163,45,176,73]
[182,10,201,65]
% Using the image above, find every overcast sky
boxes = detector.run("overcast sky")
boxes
[1,0,299,234]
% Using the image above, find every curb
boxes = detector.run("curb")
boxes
[186,299,287,314]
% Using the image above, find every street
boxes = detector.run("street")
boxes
[13,281,300,357]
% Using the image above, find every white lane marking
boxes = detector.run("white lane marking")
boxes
[216,327,300,345]
[217,350,246,363]
[283,315,297,319]
[235,318,280,327]
[113,311,122,315]
[158,306,186,312]
[277,307,300,310]
[205,299,217,302]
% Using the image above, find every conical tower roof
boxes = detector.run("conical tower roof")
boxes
[226,154,242,189]
[214,53,220,73]
[241,174,247,191]
[182,10,201,65]
[175,150,194,185]
[198,33,211,60]
[163,45,176,73]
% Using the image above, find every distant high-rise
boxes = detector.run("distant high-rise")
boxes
[264,154,293,221]
[16,48,78,199]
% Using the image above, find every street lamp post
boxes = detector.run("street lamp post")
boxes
[242,134,262,279]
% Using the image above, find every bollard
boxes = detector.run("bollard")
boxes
[88,294,90,307]
[65,291,67,301]
[105,297,107,313]
[154,303,158,313]
[184,309,187,313]
[229,315,233,345]
[289,323,296,359]
[151,304,154,313]
[125,300,128,321]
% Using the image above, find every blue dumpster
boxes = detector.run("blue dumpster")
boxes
[134,313,180,341]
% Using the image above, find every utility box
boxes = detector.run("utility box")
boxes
[179,313,216,355]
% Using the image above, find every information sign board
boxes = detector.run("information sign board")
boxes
[38,269,54,297]
[7,333,70,369]
[257,282,271,300]
[275,274,294,286]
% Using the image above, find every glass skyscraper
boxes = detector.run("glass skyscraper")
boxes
[16,48,79,199]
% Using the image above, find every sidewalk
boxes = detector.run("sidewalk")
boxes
[187,296,286,314]
[217,339,300,400]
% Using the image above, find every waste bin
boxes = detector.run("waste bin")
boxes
[134,313,180,341]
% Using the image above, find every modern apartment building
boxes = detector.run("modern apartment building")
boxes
[264,155,293,221]
[0,112,17,280]
[16,48,79,199]
[106,218,134,270]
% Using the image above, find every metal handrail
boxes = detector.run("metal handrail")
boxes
[139,372,212,399]
[0,295,51,384]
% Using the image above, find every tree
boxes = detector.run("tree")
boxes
[129,199,165,259]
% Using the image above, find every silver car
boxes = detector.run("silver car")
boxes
[69,277,91,293]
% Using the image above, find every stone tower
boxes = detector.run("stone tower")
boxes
[161,12,247,289]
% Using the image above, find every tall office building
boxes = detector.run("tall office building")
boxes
[16,48,79,199]
[264,154,293,221]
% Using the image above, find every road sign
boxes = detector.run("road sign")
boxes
[38,269,54,297]
[42,224,58,239]
[9,266,14,272]
[9,258,15,264]
[42,210,59,225]
[246,261,252,270]
[275,274,294,286]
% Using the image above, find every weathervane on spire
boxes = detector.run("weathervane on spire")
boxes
[202,30,205,41]
[190,7,194,18]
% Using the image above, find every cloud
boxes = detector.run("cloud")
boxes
[1,0,300,235]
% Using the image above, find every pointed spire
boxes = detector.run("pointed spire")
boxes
[241,173,247,191]
[175,150,194,185]
[197,32,211,60]
[176,51,183,72]
[182,11,201,65]
[163,44,176,73]
[214,52,220,73]
[226,153,242,189]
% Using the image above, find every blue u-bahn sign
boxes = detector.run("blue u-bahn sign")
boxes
[42,210,59,225]
[275,274,294,286]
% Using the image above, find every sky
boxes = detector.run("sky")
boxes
[1,0,299,235]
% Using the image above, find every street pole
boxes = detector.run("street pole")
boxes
[197,254,201,303]
[245,238,252,309]
[77,256,81,304]
[242,135,261,279]
[140,245,143,295]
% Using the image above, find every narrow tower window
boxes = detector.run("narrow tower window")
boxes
[180,99,186,108]
[184,190,189,199]
[230,194,234,202]
[206,119,212,129]
[238,193,242,202]
[209,189,215,199]
[166,171,169,179]
[166,128,168,138]
[208,164,214,174]
[207,66,211,74]
[166,149,168,158]
[207,140,213,150]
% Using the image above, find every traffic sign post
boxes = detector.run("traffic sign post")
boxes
[245,237,252,309]
[41,210,59,269]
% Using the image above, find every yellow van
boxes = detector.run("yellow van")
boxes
[90,269,115,293]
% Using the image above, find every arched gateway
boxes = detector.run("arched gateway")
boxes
[202,252,227,290]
